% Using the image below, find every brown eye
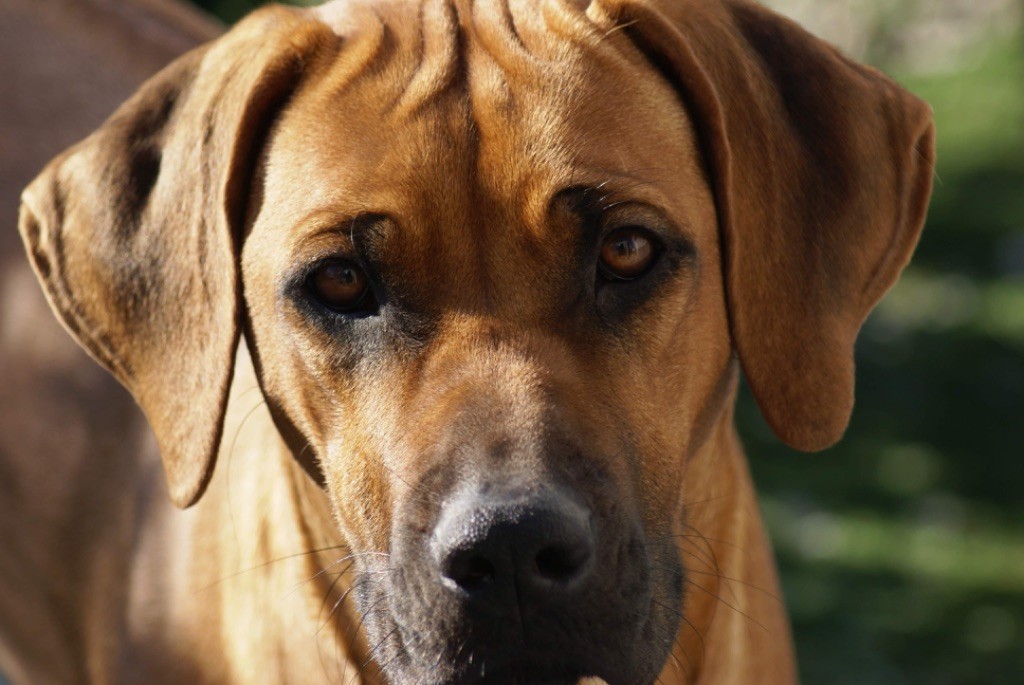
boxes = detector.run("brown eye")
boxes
[599,227,658,280]
[309,259,372,311]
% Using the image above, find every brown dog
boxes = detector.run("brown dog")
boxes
[7,0,934,682]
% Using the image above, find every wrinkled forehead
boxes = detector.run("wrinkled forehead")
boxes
[260,0,701,235]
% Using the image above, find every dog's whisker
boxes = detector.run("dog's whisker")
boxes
[319,577,371,636]
[196,544,353,593]
[233,384,264,401]
[652,597,706,670]
[302,549,390,578]
[676,523,726,570]
[380,460,441,506]
[317,567,353,628]
[453,636,471,667]
[224,398,268,551]
[657,627,688,684]
[680,492,731,507]
[672,527,747,553]
[683,567,782,603]
[682,618,706,672]
[669,539,743,609]
[648,540,716,573]
[669,634,693,683]
[369,632,408,681]
[339,569,380,671]
[288,549,391,594]
[314,563,352,681]
[315,586,342,684]
[286,555,364,597]
[341,577,394,672]
[645,538,721,584]
[648,552,782,607]
[677,524,746,606]
[677,541,721,576]
[348,625,399,685]
[682,579,769,633]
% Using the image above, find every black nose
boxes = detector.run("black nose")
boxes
[431,486,595,608]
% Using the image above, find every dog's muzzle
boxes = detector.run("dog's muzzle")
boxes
[365,459,678,685]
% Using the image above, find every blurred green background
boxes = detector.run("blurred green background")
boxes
[191,1,1024,682]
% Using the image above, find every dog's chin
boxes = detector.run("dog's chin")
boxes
[377,648,653,685]
[363,615,593,685]
[357,587,678,685]
[372,631,628,685]
[391,656,598,685]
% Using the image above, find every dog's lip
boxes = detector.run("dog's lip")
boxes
[376,577,668,685]
[382,602,614,683]
[444,665,598,685]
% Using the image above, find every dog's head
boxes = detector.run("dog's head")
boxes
[19,0,933,682]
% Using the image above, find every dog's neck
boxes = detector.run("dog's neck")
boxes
[666,396,797,684]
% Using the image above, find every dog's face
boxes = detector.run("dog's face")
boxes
[19,0,934,683]
[242,7,726,679]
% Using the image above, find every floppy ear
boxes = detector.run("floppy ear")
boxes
[18,7,332,507]
[595,0,935,450]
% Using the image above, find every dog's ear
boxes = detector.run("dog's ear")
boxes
[595,0,935,450]
[18,7,332,507]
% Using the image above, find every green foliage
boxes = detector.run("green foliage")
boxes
[190,0,320,23]
[189,0,258,23]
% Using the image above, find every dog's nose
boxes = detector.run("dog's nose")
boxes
[431,487,595,606]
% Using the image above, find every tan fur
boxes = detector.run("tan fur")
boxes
[4,0,933,683]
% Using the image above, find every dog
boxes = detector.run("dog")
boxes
[0,1,215,683]
[6,0,934,682]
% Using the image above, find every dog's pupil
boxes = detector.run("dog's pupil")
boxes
[314,260,367,307]
[602,228,653,278]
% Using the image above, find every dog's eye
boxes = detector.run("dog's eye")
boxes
[307,259,374,312]
[599,227,659,280]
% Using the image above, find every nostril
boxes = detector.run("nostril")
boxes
[445,552,497,591]
[432,487,596,601]
[535,542,590,584]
